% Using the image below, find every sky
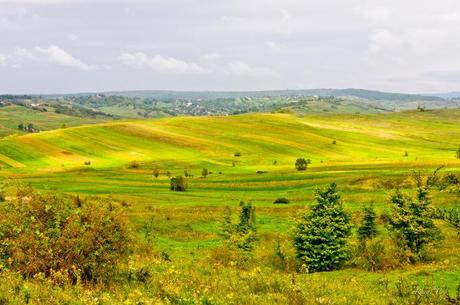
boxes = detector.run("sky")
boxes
[0,0,459,94]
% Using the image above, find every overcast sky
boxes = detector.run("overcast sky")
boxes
[1,0,459,94]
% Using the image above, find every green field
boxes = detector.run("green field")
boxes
[0,109,459,304]
[0,104,108,138]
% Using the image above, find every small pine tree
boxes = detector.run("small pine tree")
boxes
[221,206,234,239]
[295,158,308,171]
[293,183,351,272]
[357,205,378,240]
[202,168,209,178]
[235,201,257,251]
[388,168,442,260]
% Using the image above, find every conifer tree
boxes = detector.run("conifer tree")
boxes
[293,183,351,272]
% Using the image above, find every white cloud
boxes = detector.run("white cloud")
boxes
[34,45,96,70]
[370,29,401,51]
[225,61,277,78]
[119,52,208,74]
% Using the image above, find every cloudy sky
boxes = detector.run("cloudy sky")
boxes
[0,0,459,94]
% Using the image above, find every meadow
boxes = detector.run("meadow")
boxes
[0,108,459,304]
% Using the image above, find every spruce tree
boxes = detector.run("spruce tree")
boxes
[293,183,351,272]
[357,205,378,240]
[388,170,441,260]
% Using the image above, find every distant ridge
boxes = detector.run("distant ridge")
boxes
[41,88,444,102]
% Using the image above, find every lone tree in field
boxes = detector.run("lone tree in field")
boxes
[388,168,441,261]
[293,183,351,272]
[456,146,460,159]
[170,176,187,191]
[153,169,160,178]
[295,158,308,171]
[202,168,209,178]
[357,205,378,241]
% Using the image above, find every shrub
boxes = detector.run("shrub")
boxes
[273,198,290,204]
[295,158,308,171]
[128,160,140,169]
[201,168,209,178]
[457,146,460,159]
[293,183,351,272]
[332,140,337,145]
[153,169,160,178]
[0,188,131,283]
[388,169,442,261]
[357,205,378,241]
[234,152,242,157]
[170,176,187,191]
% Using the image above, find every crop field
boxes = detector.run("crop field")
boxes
[0,109,459,304]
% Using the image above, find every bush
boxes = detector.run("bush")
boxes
[170,176,187,191]
[153,169,160,178]
[456,146,460,159]
[293,183,351,272]
[201,168,208,178]
[234,152,242,157]
[128,160,140,169]
[295,158,308,171]
[0,188,131,283]
[84,161,91,166]
[273,198,290,204]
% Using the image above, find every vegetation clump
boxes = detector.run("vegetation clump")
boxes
[170,176,187,191]
[293,183,351,272]
[358,205,378,241]
[295,158,309,171]
[273,197,290,204]
[0,188,131,283]
[388,169,441,261]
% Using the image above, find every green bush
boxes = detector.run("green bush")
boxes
[170,176,187,191]
[295,158,308,171]
[0,188,131,283]
[293,183,351,272]
[273,198,290,204]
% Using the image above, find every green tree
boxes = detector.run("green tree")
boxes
[388,169,441,260]
[293,183,351,272]
[235,201,257,251]
[295,158,308,171]
[357,205,378,241]
[201,168,209,178]
[170,176,187,192]
[153,169,160,178]
[456,146,460,159]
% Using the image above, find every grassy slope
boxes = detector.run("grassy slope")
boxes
[0,104,108,138]
[0,109,459,300]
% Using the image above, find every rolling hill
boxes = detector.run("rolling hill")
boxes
[0,108,459,172]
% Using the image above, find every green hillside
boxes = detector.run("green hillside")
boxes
[0,104,108,138]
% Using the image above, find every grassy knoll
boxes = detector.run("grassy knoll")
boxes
[0,109,459,304]
[0,104,109,138]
